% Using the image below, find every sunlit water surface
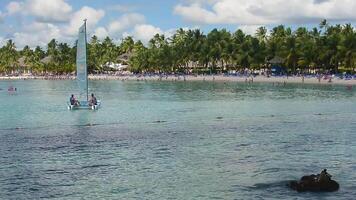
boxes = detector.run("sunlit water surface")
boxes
[0,80,356,199]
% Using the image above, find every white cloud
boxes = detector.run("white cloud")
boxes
[174,0,356,25]
[94,27,109,39]
[6,1,22,15]
[184,0,219,5]
[238,25,263,35]
[132,24,163,43]
[2,3,105,48]
[26,0,72,22]
[108,13,145,35]
[13,22,63,48]
[5,0,72,22]
[174,3,218,24]
[64,6,105,36]
[0,37,5,46]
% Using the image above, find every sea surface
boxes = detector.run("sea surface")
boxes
[0,80,356,199]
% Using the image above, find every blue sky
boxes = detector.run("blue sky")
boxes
[0,0,355,48]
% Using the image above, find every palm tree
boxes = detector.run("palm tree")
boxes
[285,35,298,74]
[32,46,45,74]
[120,36,135,53]
[1,40,19,74]
[0,20,355,75]
[256,26,268,42]
[101,36,117,67]
[88,35,102,72]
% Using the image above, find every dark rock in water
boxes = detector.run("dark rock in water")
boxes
[288,173,339,192]
[153,120,167,123]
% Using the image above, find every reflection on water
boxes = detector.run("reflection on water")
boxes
[0,80,356,199]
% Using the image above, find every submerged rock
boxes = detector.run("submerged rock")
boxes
[288,171,339,192]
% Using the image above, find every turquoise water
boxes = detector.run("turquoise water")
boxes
[1,80,356,199]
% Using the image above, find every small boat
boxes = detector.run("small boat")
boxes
[68,100,101,110]
[68,19,101,110]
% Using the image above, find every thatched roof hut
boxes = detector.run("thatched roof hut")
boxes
[267,56,285,64]
[116,52,132,63]
[18,56,28,67]
[41,55,53,64]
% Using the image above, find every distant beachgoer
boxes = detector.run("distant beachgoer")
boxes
[302,75,304,83]
[328,77,332,83]
[89,93,97,106]
[70,94,79,106]
[317,169,331,183]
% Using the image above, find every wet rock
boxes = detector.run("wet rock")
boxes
[288,172,339,192]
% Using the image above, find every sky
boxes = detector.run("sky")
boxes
[0,0,355,48]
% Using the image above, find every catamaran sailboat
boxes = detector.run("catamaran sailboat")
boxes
[68,20,101,110]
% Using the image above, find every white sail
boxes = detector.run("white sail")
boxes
[76,20,88,101]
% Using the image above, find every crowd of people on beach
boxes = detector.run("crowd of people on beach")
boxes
[2,71,356,87]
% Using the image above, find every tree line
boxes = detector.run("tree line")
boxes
[0,20,355,75]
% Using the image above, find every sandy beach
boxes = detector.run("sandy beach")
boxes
[1,74,356,86]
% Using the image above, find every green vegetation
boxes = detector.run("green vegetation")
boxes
[0,20,355,75]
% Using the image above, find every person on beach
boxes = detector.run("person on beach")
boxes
[89,93,97,106]
[317,169,331,183]
[328,77,332,83]
[70,94,79,106]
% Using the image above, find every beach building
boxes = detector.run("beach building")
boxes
[114,52,132,71]
[117,52,132,65]
[40,55,54,74]
[98,53,131,73]
[17,56,32,75]
[40,56,53,65]
[267,56,286,76]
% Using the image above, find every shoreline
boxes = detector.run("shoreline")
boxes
[1,75,356,86]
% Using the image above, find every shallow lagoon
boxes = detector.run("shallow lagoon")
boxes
[0,80,356,199]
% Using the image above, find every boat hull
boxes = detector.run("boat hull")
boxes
[67,101,101,110]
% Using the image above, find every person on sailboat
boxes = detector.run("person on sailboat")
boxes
[89,93,97,106]
[70,94,80,106]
